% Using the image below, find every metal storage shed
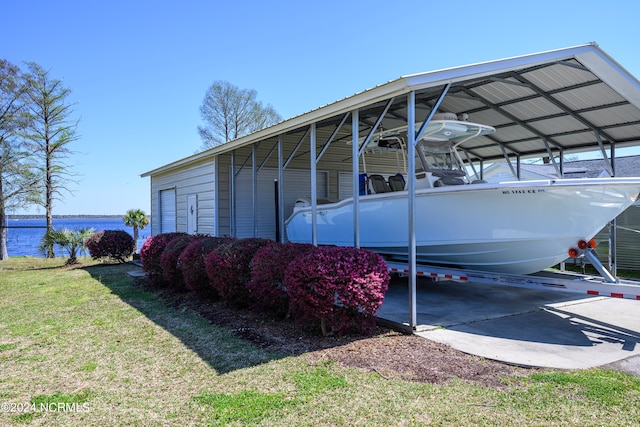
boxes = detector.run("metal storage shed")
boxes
[142,42,640,328]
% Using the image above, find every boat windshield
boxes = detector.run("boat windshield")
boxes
[417,140,466,176]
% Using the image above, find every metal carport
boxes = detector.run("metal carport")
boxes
[143,42,640,330]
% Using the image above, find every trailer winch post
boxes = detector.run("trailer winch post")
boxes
[583,249,619,283]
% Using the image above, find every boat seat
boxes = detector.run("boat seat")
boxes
[368,174,391,194]
[388,174,405,191]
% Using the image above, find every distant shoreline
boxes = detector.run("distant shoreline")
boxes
[8,215,125,220]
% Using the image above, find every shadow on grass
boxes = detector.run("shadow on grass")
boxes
[1,257,75,271]
[81,263,369,375]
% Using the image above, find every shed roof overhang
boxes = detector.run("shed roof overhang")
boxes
[142,42,640,177]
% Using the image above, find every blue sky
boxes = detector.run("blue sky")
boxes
[3,0,640,215]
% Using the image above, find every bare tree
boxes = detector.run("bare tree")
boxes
[23,63,79,258]
[0,59,41,260]
[198,80,281,150]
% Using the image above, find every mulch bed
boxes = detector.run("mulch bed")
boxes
[138,278,536,388]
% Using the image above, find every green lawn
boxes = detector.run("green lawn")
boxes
[1,257,639,426]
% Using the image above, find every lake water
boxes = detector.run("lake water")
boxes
[3,218,151,257]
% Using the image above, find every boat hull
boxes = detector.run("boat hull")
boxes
[285,178,640,274]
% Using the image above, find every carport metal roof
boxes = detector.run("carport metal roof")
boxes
[143,42,640,177]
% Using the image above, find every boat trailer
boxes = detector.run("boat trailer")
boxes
[385,249,640,301]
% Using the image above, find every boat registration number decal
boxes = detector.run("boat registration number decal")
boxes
[501,189,545,195]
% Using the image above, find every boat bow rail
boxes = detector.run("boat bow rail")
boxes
[386,259,640,301]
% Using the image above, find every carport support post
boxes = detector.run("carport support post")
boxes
[252,143,258,237]
[310,123,318,246]
[407,92,417,329]
[230,150,236,238]
[406,84,450,330]
[609,143,617,276]
[352,109,360,248]
[277,135,285,243]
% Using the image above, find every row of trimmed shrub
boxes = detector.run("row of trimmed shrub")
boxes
[139,233,390,336]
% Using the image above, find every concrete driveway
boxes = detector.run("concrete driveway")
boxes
[377,277,640,373]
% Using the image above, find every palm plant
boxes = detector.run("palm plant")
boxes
[40,228,94,265]
[123,209,149,254]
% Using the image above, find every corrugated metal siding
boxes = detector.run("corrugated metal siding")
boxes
[613,205,640,270]
[235,167,328,239]
[339,172,353,199]
[594,204,640,270]
[216,154,231,236]
[149,158,216,235]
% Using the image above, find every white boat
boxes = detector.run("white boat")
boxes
[285,114,640,274]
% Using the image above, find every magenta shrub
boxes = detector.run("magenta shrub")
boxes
[140,234,389,337]
[86,229,135,263]
[285,246,390,335]
[248,241,316,316]
[140,232,187,286]
[179,235,230,295]
[205,238,271,306]
[160,234,198,291]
